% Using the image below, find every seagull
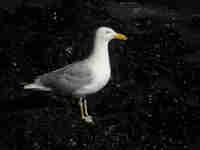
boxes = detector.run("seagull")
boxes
[24,27,127,123]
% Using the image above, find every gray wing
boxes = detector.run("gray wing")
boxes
[37,61,93,95]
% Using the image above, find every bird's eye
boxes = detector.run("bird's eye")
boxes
[106,31,110,34]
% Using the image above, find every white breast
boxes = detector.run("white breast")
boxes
[75,63,111,95]
[90,64,111,91]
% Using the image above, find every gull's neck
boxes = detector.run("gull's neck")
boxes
[88,37,110,68]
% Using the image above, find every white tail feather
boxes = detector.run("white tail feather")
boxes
[24,83,52,91]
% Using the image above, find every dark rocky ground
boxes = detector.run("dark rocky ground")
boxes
[1,0,200,149]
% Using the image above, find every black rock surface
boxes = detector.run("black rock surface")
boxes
[0,1,200,150]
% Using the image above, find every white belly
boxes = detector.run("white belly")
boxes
[75,66,111,95]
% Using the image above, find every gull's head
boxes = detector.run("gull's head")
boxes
[95,27,127,42]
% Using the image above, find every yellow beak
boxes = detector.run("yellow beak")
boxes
[114,33,127,40]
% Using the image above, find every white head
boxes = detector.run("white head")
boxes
[95,27,127,42]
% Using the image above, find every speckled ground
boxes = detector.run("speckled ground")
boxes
[0,1,200,150]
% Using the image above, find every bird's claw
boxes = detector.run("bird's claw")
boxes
[83,115,94,124]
